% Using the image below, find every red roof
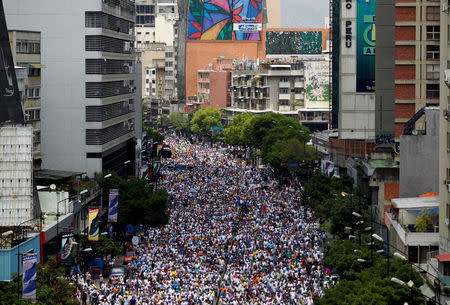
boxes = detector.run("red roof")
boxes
[419,192,439,197]
[436,254,450,262]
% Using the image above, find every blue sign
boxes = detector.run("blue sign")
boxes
[22,253,37,301]
[108,189,119,222]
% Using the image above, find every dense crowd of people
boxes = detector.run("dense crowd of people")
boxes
[72,135,327,304]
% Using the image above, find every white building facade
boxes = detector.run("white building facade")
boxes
[4,0,138,177]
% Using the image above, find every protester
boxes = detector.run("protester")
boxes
[74,135,326,304]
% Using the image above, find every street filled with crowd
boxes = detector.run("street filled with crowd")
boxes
[73,135,327,305]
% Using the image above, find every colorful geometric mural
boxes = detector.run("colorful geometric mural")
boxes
[188,0,263,41]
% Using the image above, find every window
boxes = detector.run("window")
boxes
[165,52,173,58]
[280,77,289,82]
[426,45,439,60]
[25,87,40,98]
[426,84,439,99]
[152,80,155,84]
[137,32,142,35]
[166,71,173,76]
[152,70,155,75]
[16,41,40,54]
[24,109,40,121]
[280,88,289,94]
[426,6,440,21]
[146,79,149,83]
[426,64,439,80]
[146,70,150,75]
[444,262,450,276]
[165,61,173,67]
[28,68,41,77]
[33,131,41,144]
[145,32,150,35]
[426,26,440,40]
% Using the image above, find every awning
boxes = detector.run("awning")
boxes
[419,192,439,197]
[436,254,450,262]
[391,196,439,209]
[419,284,435,299]
[406,207,439,215]
[30,63,46,68]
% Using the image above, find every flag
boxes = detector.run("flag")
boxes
[88,208,99,242]
[108,189,119,222]
[22,253,37,301]
[227,287,235,296]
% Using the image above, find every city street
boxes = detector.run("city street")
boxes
[93,135,326,304]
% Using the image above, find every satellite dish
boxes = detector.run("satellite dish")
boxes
[412,130,418,135]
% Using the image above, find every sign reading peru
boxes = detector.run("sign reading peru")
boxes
[356,0,375,92]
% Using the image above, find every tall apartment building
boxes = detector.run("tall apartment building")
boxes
[4,0,138,177]
[8,30,43,170]
[226,59,329,131]
[136,0,178,101]
[393,0,440,141]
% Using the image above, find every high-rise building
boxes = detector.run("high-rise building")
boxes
[438,1,450,302]
[136,0,179,101]
[8,30,43,170]
[4,0,138,177]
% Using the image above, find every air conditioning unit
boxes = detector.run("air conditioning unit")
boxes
[446,218,449,227]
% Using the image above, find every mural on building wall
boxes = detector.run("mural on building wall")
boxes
[187,0,262,41]
[304,61,330,103]
[265,31,323,55]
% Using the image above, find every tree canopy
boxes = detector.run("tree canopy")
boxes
[169,112,189,132]
[98,172,169,227]
[0,256,77,305]
[190,107,222,135]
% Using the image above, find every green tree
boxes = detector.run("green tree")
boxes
[0,256,77,305]
[159,115,170,128]
[169,112,189,132]
[76,235,121,256]
[414,209,431,232]
[98,172,169,227]
[143,126,164,143]
[190,107,222,135]
[223,112,252,146]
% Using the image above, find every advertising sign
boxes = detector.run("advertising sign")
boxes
[108,189,119,223]
[0,1,24,124]
[22,253,37,301]
[356,0,376,92]
[304,61,330,103]
[266,31,323,56]
[88,208,99,242]
[187,0,262,40]
[60,232,75,265]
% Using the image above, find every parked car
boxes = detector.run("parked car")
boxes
[123,251,136,264]
[109,266,127,284]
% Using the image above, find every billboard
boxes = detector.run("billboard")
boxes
[356,0,375,92]
[60,232,75,265]
[265,31,323,56]
[88,208,99,242]
[187,0,263,40]
[0,0,24,123]
[304,61,330,103]
[22,253,37,301]
[108,189,119,222]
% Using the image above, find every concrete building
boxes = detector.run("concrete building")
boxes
[225,58,329,131]
[399,107,439,198]
[136,0,179,101]
[8,30,43,170]
[186,28,330,103]
[4,0,138,178]
[437,1,450,301]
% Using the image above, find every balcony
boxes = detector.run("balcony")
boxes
[295,93,305,100]
[279,105,291,112]
[279,81,290,88]
[390,217,439,246]
[279,93,290,100]
[295,81,305,88]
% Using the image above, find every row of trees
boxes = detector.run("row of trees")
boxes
[159,107,319,169]
[302,173,428,304]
